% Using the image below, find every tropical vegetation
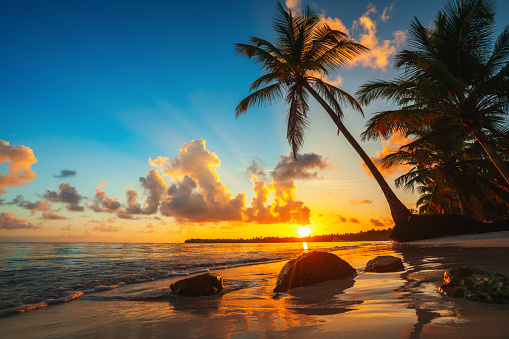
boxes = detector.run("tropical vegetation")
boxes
[357,0,509,220]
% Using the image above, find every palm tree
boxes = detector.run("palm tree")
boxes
[357,0,509,184]
[234,3,412,224]
[379,125,509,218]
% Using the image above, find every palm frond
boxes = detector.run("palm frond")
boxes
[235,83,285,117]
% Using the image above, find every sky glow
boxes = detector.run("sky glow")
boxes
[1,0,508,242]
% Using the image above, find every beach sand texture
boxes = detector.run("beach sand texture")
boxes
[1,238,509,338]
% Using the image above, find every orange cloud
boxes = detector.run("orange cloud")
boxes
[86,140,330,227]
[286,0,301,11]
[370,216,394,227]
[362,132,413,179]
[380,3,394,22]
[0,212,40,230]
[150,139,245,223]
[91,182,122,213]
[0,140,37,194]
[350,4,406,71]
[350,199,373,205]
[321,16,350,36]
[42,210,67,220]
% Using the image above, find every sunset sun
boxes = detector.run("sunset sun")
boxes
[297,226,311,238]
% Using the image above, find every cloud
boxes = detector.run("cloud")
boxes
[139,170,167,215]
[42,210,67,220]
[147,139,330,225]
[245,157,267,181]
[362,132,413,179]
[350,4,406,71]
[270,153,332,185]
[0,140,37,194]
[0,212,40,230]
[286,0,301,11]
[150,139,245,223]
[350,199,373,205]
[0,195,24,205]
[93,225,119,232]
[370,217,394,227]
[380,3,394,22]
[350,218,360,224]
[54,169,77,178]
[44,183,85,212]
[336,214,347,222]
[91,181,122,213]
[321,16,349,36]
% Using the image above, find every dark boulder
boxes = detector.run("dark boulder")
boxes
[274,251,356,293]
[439,266,509,304]
[390,214,509,243]
[170,273,224,297]
[365,255,404,272]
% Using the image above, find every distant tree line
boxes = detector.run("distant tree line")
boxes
[184,228,392,243]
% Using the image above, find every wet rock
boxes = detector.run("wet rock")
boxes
[365,255,404,272]
[274,251,356,293]
[439,267,509,304]
[170,273,224,297]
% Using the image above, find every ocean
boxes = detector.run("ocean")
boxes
[0,241,375,317]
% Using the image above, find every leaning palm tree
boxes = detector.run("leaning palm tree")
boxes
[379,125,509,217]
[357,0,509,183]
[234,3,412,224]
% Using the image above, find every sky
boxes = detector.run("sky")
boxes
[1,0,508,242]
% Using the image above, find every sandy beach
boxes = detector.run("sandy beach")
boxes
[1,235,509,338]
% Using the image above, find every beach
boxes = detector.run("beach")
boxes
[1,236,509,338]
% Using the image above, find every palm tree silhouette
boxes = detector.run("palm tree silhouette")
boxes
[357,0,509,184]
[235,3,412,224]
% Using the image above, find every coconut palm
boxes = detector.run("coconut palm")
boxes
[357,0,509,184]
[234,3,412,224]
[380,125,509,218]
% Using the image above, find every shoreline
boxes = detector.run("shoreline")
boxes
[1,238,508,338]
[408,230,509,248]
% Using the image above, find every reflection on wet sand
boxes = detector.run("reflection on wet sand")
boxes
[1,244,509,338]
[395,244,509,338]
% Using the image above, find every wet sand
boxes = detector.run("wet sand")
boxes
[1,239,508,338]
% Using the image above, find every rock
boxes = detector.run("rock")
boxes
[274,251,356,293]
[439,266,509,304]
[170,273,223,297]
[365,255,404,272]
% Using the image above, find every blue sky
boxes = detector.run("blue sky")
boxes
[1,0,508,242]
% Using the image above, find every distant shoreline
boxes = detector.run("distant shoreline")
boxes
[185,228,392,243]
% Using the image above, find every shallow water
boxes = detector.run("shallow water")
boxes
[0,241,375,316]
[1,242,508,338]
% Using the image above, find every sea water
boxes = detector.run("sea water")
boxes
[0,241,374,316]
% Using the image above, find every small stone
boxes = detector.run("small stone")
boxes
[170,273,224,297]
[439,266,509,304]
[365,255,404,272]
[274,251,356,293]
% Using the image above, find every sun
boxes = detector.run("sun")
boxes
[297,225,311,238]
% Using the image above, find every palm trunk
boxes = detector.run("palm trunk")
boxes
[457,194,470,217]
[305,84,412,224]
[469,125,509,185]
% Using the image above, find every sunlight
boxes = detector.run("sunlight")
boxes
[297,225,311,238]
[302,241,308,250]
